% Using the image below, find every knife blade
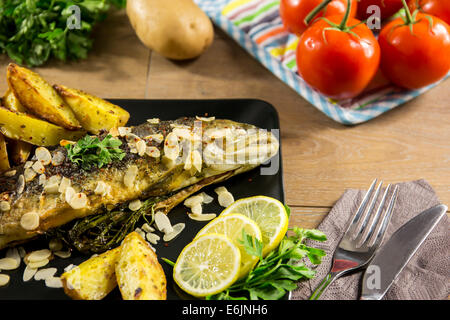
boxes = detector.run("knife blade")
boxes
[360,204,448,300]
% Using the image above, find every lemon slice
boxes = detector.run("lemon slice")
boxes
[173,233,241,297]
[220,196,288,256]
[194,213,262,279]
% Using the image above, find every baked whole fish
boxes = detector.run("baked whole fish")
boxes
[0,117,279,250]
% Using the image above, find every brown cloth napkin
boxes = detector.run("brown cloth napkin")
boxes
[291,179,450,300]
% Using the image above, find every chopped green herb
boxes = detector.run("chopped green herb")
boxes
[66,134,125,170]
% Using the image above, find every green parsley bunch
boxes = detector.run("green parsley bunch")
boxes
[0,0,126,67]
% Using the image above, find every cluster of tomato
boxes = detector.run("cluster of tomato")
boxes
[280,0,450,100]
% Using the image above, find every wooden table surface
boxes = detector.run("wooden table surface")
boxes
[1,10,449,228]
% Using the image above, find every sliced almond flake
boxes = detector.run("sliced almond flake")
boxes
[145,146,160,158]
[191,203,203,215]
[54,250,71,259]
[199,192,214,204]
[154,212,173,234]
[136,140,147,156]
[141,223,155,233]
[184,195,203,208]
[44,175,61,194]
[34,268,57,281]
[0,274,10,287]
[68,193,88,209]
[4,170,16,177]
[65,186,76,203]
[163,132,180,161]
[94,181,108,196]
[144,134,164,144]
[118,127,132,137]
[45,276,63,288]
[147,118,160,124]
[172,128,192,140]
[196,116,215,122]
[218,192,234,208]
[192,150,202,172]
[23,265,37,282]
[128,199,142,211]
[38,174,46,186]
[123,165,138,188]
[31,160,45,174]
[214,186,228,195]
[146,233,160,245]
[35,147,52,166]
[0,201,10,212]
[125,133,141,144]
[27,258,49,269]
[27,249,52,263]
[109,127,119,137]
[0,257,20,270]
[163,223,185,242]
[20,211,39,231]
[134,228,146,240]
[24,161,33,169]
[58,177,71,194]
[17,174,25,194]
[24,168,37,182]
[51,151,65,166]
[188,213,217,222]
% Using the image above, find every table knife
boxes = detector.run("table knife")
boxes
[360,204,448,300]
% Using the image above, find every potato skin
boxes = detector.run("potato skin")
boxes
[60,247,121,300]
[0,106,85,146]
[116,231,167,300]
[0,133,10,172]
[6,63,81,130]
[53,84,130,134]
[127,0,214,60]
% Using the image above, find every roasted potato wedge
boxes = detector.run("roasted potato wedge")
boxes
[0,107,85,146]
[7,63,81,130]
[116,232,167,300]
[7,139,32,165]
[2,89,27,113]
[0,133,10,172]
[53,84,130,134]
[60,247,121,300]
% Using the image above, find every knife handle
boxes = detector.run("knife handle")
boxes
[309,271,342,300]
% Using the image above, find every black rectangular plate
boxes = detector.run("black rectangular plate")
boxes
[0,99,284,300]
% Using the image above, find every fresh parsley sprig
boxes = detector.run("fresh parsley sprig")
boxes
[66,134,125,170]
[206,227,327,300]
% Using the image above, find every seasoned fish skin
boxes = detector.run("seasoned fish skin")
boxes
[0,118,279,249]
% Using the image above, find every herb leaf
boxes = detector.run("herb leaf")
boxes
[66,134,125,170]
[206,227,327,300]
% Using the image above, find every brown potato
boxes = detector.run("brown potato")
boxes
[0,133,10,172]
[53,84,130,134]
[7,63,81,130]
[60,247,121,300]
[0,106,85,146]
[115,231,167,300]
[127,0,214,60]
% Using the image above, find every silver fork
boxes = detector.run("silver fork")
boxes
[309,179,399,300]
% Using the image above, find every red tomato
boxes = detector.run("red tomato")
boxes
[408,0,450,26]
[357,0,403,20]
[296,15,380,100]
[280,0,358,36]
[378,12,450,89]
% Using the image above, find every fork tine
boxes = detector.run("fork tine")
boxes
[370,185,399,248]
[352,181,383,240]
[359,184,392,247]
[346,179,378,233]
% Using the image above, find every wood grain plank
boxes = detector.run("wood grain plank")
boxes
[146,27,450,208]
[0,10,150,99]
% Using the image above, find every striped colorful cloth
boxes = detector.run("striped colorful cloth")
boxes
[194,0,449,125]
